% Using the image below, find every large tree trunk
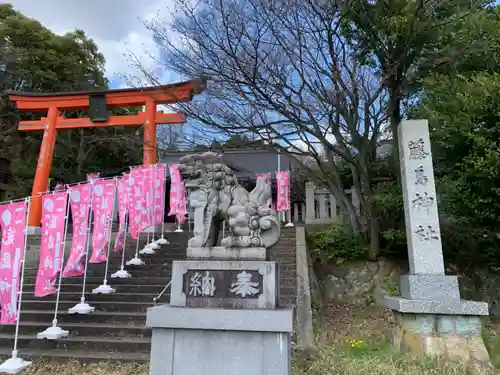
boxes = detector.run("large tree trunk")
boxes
[388,86,402,184]
[365,199,381,261]
[357,143,381,261]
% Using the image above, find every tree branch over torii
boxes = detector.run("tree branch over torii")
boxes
[130,0,388,258]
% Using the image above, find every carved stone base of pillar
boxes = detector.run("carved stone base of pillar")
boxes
[390,312,492,370]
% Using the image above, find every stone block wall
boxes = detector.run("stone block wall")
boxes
[392,313,490,367]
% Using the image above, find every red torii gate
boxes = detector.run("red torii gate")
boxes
[7,78,206,231]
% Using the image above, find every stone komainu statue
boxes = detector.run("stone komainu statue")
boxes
[179,152,280,249]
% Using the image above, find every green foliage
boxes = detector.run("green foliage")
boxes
[292,338,476,375]
[308,225,368,265]
[371,182,407,258]
[0,4,142,198]
[410,72,500,269]
[382,278,401,297]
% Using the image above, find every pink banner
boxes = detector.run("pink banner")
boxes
[87,173,100,182]
[153,164,166,226]
[176,180,188,224]
[128,166,148,240]
[35,191,68,297]
[276,171,290,212]
[143,165,154,227]
[89,179,116,264]
[0,200,28,324]
[113,174,131,253]
[168,164,182,216]
[63,184,92,278]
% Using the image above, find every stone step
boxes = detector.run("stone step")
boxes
[279,278,296,289]
[22,265,173,279]
[0,347,150,363]
[21,271,171,282]
[0,333,151,354]
[17,310,146,325]
[279,270,296,278]
[21,276,170,285]
[20,291,161,305]
[23,283,168,294]
[20,300,157,313]
[0,228,297,363]
[0,321,151,338]
[23,254,182,270]
[280,287,296,296]
[21,290,159,300]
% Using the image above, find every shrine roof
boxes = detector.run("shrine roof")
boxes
[160,148,305,179]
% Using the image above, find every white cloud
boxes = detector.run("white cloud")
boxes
[3,0,173,87]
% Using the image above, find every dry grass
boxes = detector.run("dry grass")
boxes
[21,361,148,375]
[21,343,494,375]
[12,303,500,374]
[293,303,499,375]
[292,343,494,375]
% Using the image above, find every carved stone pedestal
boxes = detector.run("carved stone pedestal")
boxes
[146,246,293,375]
[385,290,491,369]
[389,312,490,367]
[147,306,293,375]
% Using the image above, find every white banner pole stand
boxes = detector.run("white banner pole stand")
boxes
[93,179,117,294]
[285,209,294,227]
[68,181,95,315]
[174,218,183,233]
[38,192,71,340]
[0,198,32,373]
[140,232,155,255]
[142,166,158,253]
[112,173,132,278]
[156,163,169,244]
[111,214,132,279]
[127,233,145,266]
[148,165,159,246]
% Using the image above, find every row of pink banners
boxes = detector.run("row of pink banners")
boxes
[0,165,170,324]
[0,165,290,324]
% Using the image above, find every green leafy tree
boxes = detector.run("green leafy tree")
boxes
[410,73,500,269]
[340,0,498,175]
[0,4,142,197]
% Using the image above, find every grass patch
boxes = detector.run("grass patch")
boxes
[483,321,500,368]
[16,341,496,375]
[12,304,500,374]
[293,339,494,375]
[19,360,149,375]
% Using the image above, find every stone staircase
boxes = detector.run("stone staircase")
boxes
[0,227,297,362]
[0,231,189,362]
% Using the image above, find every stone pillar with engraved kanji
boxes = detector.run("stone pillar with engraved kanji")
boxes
[146,244,292,375]
[383,120,491,368]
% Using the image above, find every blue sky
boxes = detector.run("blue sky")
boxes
[5,0,173,88]
[5,0,499,151]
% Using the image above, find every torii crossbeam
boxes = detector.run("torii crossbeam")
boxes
[7,78,206,231]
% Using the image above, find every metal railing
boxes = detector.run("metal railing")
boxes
[153,280,172,306]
